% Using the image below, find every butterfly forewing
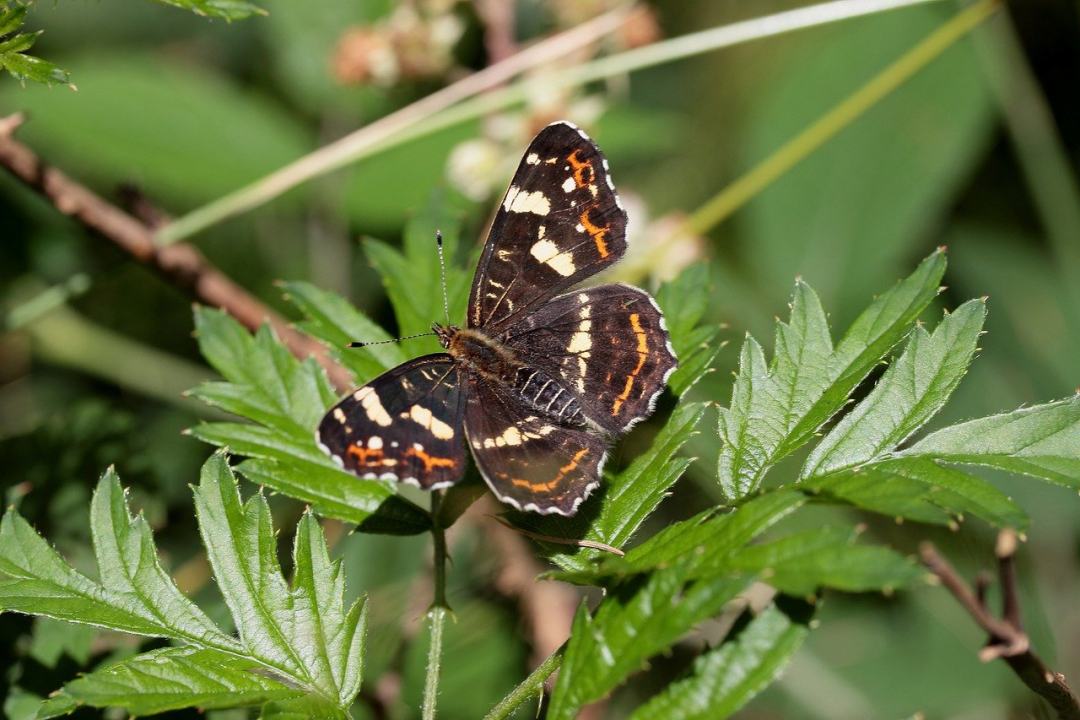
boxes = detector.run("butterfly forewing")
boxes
[317,355,467,490]
[504,284,678,433]
[463,372,608,515]
[468,122,628,333]
[319,121,679,516]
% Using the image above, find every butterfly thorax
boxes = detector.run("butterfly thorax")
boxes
[436,324,586,426]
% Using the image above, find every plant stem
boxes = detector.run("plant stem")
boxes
[483,645,565,720]
[682,0,1000,238]
[5,273,91,330]
[157,0,951,243]
[26,302,216,416]
[155,6,630,245]
[423,490,450,720]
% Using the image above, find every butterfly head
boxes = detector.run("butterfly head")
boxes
[433,323,460,349]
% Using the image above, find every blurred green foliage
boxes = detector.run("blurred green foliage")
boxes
[1,0,1079,718]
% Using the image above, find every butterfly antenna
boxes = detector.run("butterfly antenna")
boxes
[435,229,451,326]
[347,332,435,348]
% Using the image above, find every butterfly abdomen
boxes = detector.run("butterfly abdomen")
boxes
[513,367,584,425]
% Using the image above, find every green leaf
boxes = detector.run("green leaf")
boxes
[0,21,69,87]
[154,0,267,20]
[898,396,1080,489]
[259,695,350,719]
[728,527,923,596]
[193,454,368,700]
[0,469,237,649]
[364,194,472,348]
[630,601,812,720]
[513,401,707,577]
[559,490,805,585]
[193,308,336,433]
[655,264,723,396]
[237,458,430,534]
[280,280,405,385]
[741,4,992,321]
[805,457,1028,530]
[50,647,299,716]
[548,571,750,720]
[718,250,946,499]
[0,54,309,205]
[802,299,986,478]
[2,458,369,718]
[188,307,428,532]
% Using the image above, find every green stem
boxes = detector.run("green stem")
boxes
[483,646,565,720]
[682,0,1000,238]
[5,273,91,330]
[156,0,950,244]
[423,490,449,720]
[25,302,215,415]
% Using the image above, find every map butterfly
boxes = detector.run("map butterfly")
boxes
[317,121,678,515]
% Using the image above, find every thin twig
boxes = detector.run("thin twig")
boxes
[156,5,632,244]
[158,0,953,244]
[0,117,354,392]
[920,535,1080,720]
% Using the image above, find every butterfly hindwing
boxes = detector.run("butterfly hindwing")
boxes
[317,354,467,490]
[463,372,608,516]
[504,283,678,433]
[467,121,628,333]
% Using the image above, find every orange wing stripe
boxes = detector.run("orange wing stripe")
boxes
[506,448,590,492]
[567,149,595,188]
[611,313,650,416]
[579,210,610,258]
[404,447,456,472]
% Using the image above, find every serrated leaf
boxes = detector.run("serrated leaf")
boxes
[511,401,707,576]
[0,469,236,650]
[717,250,946,500]
[50,647,299,716]
[280,280,404,384]
[155,0,267,20]
[655,264,723,395]
[805,457,1028,530]
[900,396,1080,489]
[365,195,471,351]
[259,695,349,719]
[548,571,750,720]
[802,299,986,478]
[630,601,812,720]
[188,307,428,533]
[237,458,430,535]
[3,458,368,718]
[559,490,805,585]
[728,526,922,596]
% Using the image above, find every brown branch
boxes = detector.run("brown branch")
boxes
[920,532,1080,720]
[0,113,354,392]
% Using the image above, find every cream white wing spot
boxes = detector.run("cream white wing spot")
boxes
[367,436,383,450]
[529,238,576,277]
[562,176,576,193]
[333,408,347,424]
[503,186,551,215]
[526,152,540,165]
[404,404,455,440]
[353,386,392,427]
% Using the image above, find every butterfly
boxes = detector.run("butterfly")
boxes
[317,121,678,515]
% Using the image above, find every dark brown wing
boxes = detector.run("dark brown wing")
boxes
[503,283,677,434]
[463,372,608,516]
[317,355,467,490]
[467,121,627,333]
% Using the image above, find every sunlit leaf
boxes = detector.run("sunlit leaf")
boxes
[187,307,428,533]
[548,571,750,720]
[718,250,946,500]
[630,601,812,720]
